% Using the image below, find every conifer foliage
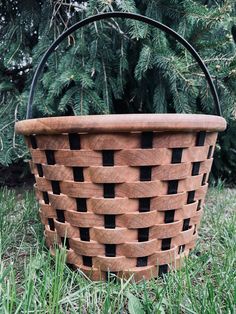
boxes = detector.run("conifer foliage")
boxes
[0,0,235,182]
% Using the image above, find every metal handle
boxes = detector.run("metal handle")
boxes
[26,11,222,119]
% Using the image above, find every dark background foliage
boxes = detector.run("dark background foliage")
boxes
[0,0,235,185]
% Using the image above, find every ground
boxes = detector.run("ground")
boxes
[0,186,235,313]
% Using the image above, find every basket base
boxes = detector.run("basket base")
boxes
[46,235,196,282]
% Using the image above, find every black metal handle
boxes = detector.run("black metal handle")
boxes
[26,11,222,119]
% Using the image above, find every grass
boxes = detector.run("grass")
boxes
[0,186,235,313]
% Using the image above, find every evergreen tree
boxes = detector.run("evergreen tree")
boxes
[0,0,235,182]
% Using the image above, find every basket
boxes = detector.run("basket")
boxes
[16,12,226,282]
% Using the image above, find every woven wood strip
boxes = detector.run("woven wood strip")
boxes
[182,146,210,162]
[70,239,105,256]
[151,192,186,210]
[65,249,83,266]
[117,239,160,257]
[149,221,183,239]
[195,184,208,199]
[54,150,102,167]
[89,198,137,214]
[91,228,137,244]
[35,134,70,150]
[153,132,196,148]
[152,163,191,180]
[121,265,157,281]
[39,203,56,218]
[87,166,136,183]
[116,211,163,228]
[80,133,140,150]
[48,194,76,210]
[54,220,81,238]
[59,181,103,198]
[30,149,47,164]
[42,165,73,181]
[178,174,205,191]
[148,247,177,265]
[116,181,167,198]
[175,202,199,220]
[115,148,172,166]
[35,176,51,191]
[93,256,136,272]
[32,166,211,187]
[190,209,203,226]
[31,160,213,183]
[205,132,218,145]
[199,159,213,174]
[172,226,195,246]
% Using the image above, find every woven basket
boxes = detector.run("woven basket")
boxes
[16,12,226,281]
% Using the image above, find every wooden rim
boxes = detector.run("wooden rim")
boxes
[16,114,226,135]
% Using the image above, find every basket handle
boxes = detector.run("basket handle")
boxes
[26,11,222,119]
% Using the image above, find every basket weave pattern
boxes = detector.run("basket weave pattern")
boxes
[26,130,217,281]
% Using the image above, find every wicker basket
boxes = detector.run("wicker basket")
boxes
[16,12,226,281]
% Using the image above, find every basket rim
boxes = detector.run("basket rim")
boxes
[15,113,226,135]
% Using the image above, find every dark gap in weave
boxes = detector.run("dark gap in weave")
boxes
[168,180,178,194]
[202,173,207,185]
[139,198,151,212]
[36,164,44,177]
[197,200,202,211]
[73,167,84,182]
[104,215,116,229]
[161,238,171,251]
[80,228,90,241]
[141,132,153,148]
[67,263,76,271]
[178,244,185,254]
[61,237,70,250]
[158,264,168,277]
[105,244,116,257]
[136,256,148,267]
[192,162,200,176]
[196,131,206,146]
[182,218,190,231]
[82,256,92,267]
[104,184,115,198]
[138,228,149,242]
[164,210,175,223]
[187,190,195,204]
[171,148,183,164]
[102,150,114,166]
[51,181,61,195]
[48,218,55,230]
[30,135,37,149]
[140,166,152,181]
[68,133,81,150]
[105,272,118,282]
[43,192,49,204]
[56,209,65,223]
[76,198,87,212]
[207,145,213,159]
[45,150,55,165]
[193,224,197,235]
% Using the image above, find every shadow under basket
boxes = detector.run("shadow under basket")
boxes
[15,113,226,281]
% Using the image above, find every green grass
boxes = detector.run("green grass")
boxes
[0,186,235,313]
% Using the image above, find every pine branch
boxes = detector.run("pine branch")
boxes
[4,64,33,76]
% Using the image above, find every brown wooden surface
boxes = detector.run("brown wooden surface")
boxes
[16,114,226,135]
[21,121,224,281]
